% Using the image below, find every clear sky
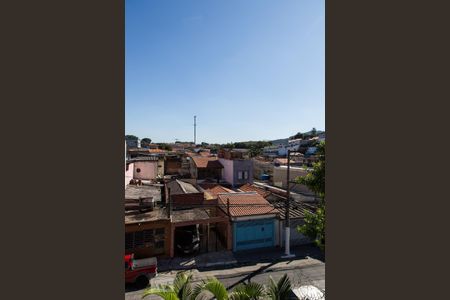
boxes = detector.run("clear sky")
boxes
[126,0,324,144]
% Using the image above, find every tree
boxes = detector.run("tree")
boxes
[295,141,325,250]
[143,271,292,300]
[141,138,152,147]
[266,274,292,300]
[125,135,139,140]
[311,127,317,137]
[142,271,194,300]
[157,143,172,151]
[290,132,304,140]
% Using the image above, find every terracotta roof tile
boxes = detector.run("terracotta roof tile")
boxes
[239,183,271,198]
[205,185,235,198]
[217,192,278,217]
[192,156,223,169]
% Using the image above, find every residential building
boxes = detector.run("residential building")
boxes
[127,157,160,181]
[166,179,205,210]
[126,137,140,149]
[189,156,224,181]
[238,183,316,247]
[125,183,170,258]
[218,149,253,187]
[272,165,314,195]
[253,158,274,180]
[217,192,279,252]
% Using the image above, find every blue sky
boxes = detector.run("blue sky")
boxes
[126,0,324,144]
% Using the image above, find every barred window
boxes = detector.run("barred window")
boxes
[125,228,165,252]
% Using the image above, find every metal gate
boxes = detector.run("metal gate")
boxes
[233,219,275,251]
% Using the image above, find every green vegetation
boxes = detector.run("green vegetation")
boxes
[125,134,139,140]
[295,141,325,251]
[289,128,322,140]
[142,272,292,300]
[141,138,152,147]
[157,143,172,151]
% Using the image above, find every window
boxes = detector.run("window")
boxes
[125,228,165,253]
[238,171,243,179]
[136,168,141,173]
[243,171,249,179]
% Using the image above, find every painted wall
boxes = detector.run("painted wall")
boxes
[273,166,311,194]
[218,158,234,184]
[133,161,158,180]
[219,158,253,187]
[125,220,171,258]
[125,162,134,187]
[232,159,253,186]
[277,218,311,247]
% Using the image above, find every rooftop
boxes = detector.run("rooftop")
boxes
[171,208,214,223]
[167,179,200,195]
[238,183,271,198]
[127,156,159,163]
[192,156,224,169]
[217,192,278,217]
[125,184,162,202]
[270,199,317,220]
[204,185,235,199]
[125,207,168,224]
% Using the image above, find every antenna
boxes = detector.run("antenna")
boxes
[194,115,197,145]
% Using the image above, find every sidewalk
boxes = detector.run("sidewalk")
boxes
[158,244,324,272]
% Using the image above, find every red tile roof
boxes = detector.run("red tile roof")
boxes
[192,157,223,169]
[239,183,271,198]
[217,192,278,217]
[206,185,235,198]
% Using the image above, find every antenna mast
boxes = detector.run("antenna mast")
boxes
[194,115,197,145]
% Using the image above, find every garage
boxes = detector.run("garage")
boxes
[233,218,275,251]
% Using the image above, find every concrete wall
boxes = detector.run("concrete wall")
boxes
[233,159,254,187]
[171,193,204,209]
[125,163,134,187]
[219,159,253,187]
[125,220,171,258]
[277,218,311,247]
[219,158,234,184]
[273,166,312,194]
[133,161,158,180]
[253,160,273,180]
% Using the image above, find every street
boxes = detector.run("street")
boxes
[125,253,325,300]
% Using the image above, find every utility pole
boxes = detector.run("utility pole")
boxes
[194,115,197,145]
[283,149,295,258]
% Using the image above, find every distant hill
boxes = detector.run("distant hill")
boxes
[271,130,325,145]
[270,138,289,145]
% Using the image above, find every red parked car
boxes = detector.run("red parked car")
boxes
[125,254,157,287]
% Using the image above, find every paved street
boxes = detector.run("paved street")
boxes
[125,246,325,300]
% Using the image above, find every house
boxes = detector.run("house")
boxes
[238,183,271,198]
[126,137,140,149]
[273,158,297,166]
[217,192,279,252]
[189,156,224,181]
[125,183,171,258]
[272,165,313,195]
[164,154,182,175]
[318,132,325,142]
[271,199,316,247]
[218,149,253,187]
[238,183,317,247]
[166,179,205,210]
[169,207,231,256]
[127,157,160,182]
[252,158,274,180]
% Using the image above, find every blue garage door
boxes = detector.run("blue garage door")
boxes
[234,219,275,251]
